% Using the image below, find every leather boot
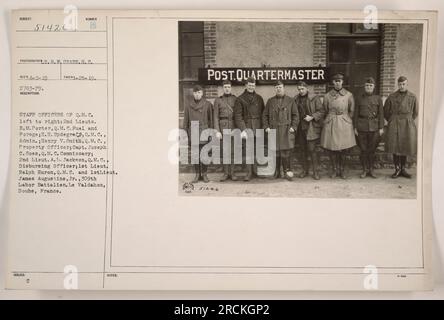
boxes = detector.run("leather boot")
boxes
[220,165,230,182]
[299,154,309,178]
[201,164,209,183]
[391,154,401,178]
[359,155,367,178]
[367,154,377,178]
[244,164,253,181]
[299,167,309,178]
[339,153,347,179]
[191,164,200,183]
[311,153,320,180]
[400,156,412,178]
[274,156,281,179]
[330,152,338,178]
[282,157,293,181]
[230,164,237,181]
[252,163,259,178]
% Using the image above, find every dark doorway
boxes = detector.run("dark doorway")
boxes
[327,23,381,96]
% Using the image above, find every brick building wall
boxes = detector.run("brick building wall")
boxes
[380,24,398,98]
[203,21,218,99]
[312,23,327,95]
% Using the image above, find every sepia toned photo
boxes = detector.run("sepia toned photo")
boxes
[5,9,436,292]
[178,21,423,199]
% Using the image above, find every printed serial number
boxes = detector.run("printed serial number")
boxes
[34,24,66,31]
[218,304,270,315]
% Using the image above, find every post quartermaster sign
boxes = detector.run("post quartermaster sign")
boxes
[198,67,329,85]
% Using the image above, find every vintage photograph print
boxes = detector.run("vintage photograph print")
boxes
[178,21,424,199]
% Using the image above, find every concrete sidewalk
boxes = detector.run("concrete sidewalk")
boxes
[179,168,417,199]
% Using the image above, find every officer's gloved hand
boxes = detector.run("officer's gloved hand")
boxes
[216,132,222,139]
[354,128,359,136]
[379,128,384,136]
[265,127,271,133]
[289,127,295,133]
[241,131,248,139]
[304,115,314,122]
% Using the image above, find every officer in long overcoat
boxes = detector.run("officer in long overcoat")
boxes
[183,85,213,183]
[384,76,418,178]
[213,80,238,181]
[320,73,356,179]
[263,80,300,180]
[234,77,265,181]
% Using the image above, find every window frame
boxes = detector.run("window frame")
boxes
[178,21,205,115]
[326,23,381,95]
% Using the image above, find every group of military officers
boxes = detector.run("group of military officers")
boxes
[182,73,418,183]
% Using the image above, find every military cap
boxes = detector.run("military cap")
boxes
[274,80,284,86]
[296,81,308,87]
[245,77,256,84]
[365,77,376,85]
[397,76,408,83]
[193,85,203,92]
[222,80,232,86]
[331,73,344,81]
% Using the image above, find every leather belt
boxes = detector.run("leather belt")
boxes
[359,115,376,120]
[392,113,412,120]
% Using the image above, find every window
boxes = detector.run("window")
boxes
[179,21,204,113]
[327,23,379,35]
[327,23,381,96]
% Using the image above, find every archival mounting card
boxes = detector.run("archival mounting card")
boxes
[6,9,436,290]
